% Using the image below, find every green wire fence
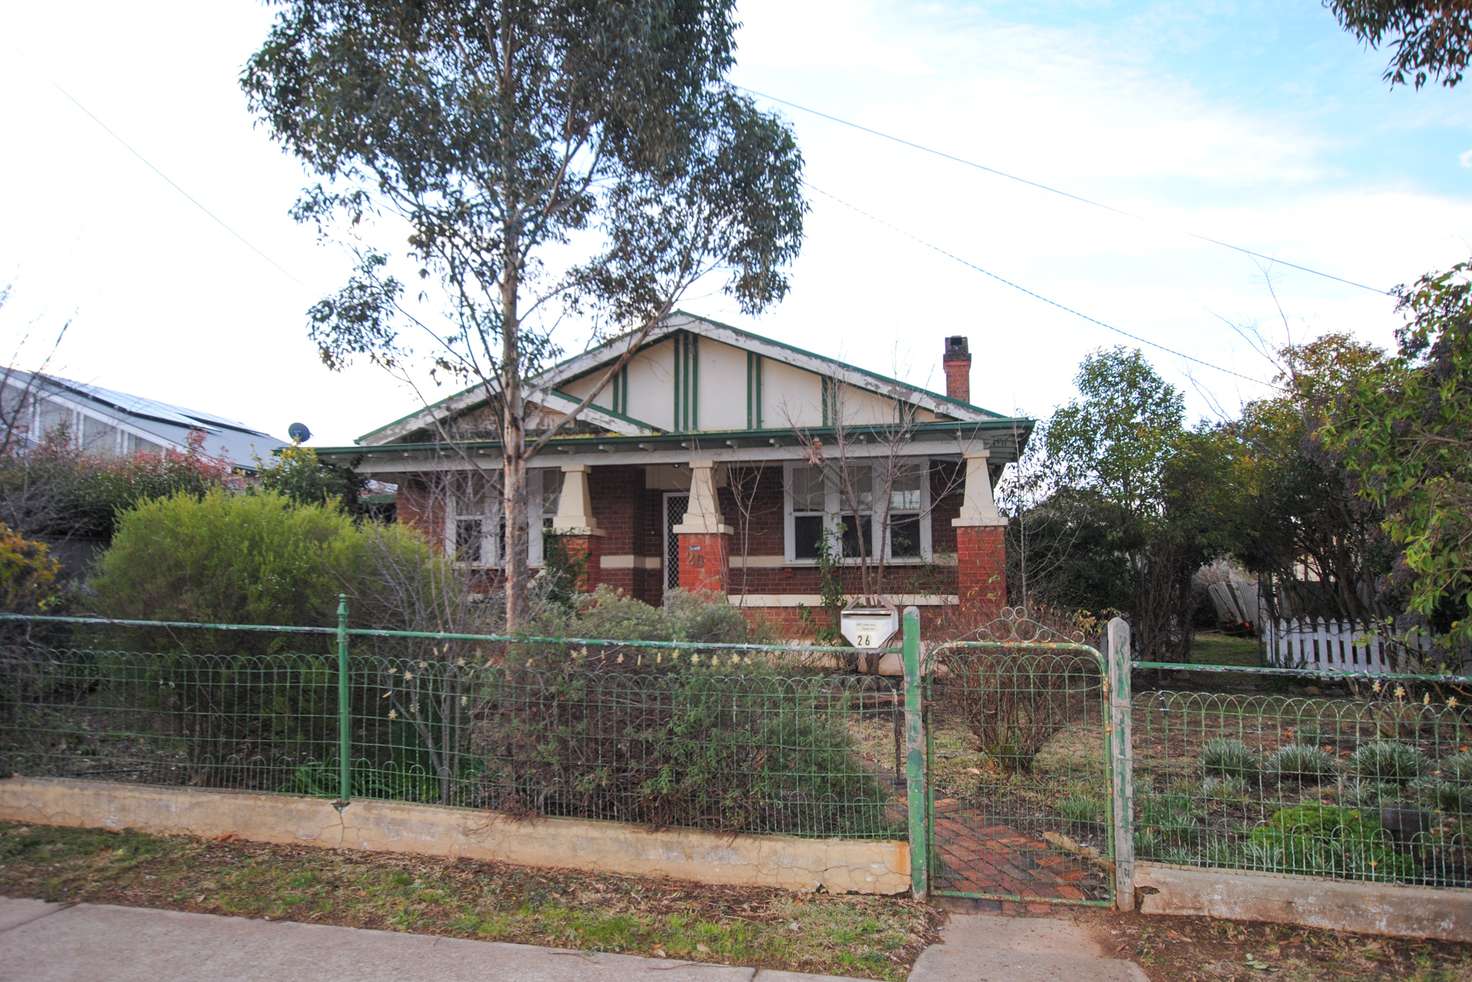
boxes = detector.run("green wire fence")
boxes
[4,602,1472,898]
[1130,663,1472,889]
[0,602,906,841]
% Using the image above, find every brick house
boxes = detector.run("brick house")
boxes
[322,312,1032,634]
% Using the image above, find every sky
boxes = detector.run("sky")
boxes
[1,1,1468,446]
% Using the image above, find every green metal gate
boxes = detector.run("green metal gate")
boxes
[922,611,1116,906]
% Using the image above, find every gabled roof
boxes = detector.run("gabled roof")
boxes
[359,311,1008,446]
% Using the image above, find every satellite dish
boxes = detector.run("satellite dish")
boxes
[287,422,312,445]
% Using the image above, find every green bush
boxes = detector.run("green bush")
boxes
[1348,740,1427,784]
[1248,804,1413,881]
[1200,738,1260,781]
[91,489,437,627]
[86,490,447,788]
[1265,743,1340,785]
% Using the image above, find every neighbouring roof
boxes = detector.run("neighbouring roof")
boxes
[7,369,289,471]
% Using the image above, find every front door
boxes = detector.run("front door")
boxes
[662,492,689,596]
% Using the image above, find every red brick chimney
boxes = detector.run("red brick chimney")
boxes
[942,336,971,403]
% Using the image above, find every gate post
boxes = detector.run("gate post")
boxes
[1106,616,1135,911]
[901,606,928,899]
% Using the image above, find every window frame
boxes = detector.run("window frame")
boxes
[782,459,932,565]
[446,468,559,569]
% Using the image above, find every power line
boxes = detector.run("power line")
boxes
[734,84,1394,298]
[807,181,1274,387]
[49,81,305,287]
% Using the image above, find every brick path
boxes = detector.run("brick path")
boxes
[930,798,1109,911]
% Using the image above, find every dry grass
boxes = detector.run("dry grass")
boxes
[0,822,941,981]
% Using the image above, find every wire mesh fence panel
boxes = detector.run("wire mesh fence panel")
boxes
[1131,674,1472,889]
[925,642,1113,904]
[0,623,907,841]
[0,639,341,794]
[345,637,906,838]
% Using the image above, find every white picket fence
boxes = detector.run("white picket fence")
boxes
[1263,617,1436,674]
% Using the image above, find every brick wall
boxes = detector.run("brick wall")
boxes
[392,460,987,616]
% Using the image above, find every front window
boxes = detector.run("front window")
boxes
[784,460,931,563]
[448,469,562,568]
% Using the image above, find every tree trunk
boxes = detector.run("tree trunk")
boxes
[501,279,528,632]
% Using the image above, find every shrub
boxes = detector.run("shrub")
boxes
[1200,738,1260,781]
[1249,804,1413,881]
[944,650,1084,773]
[479,590,889,837]
[1348,740,1427,784]
[1265,743,1340,785]
[0,522,60,612]
[0,430,232,543]
[87,490,447,788]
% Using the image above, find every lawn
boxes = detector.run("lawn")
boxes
[1189,632,1263,668]
[0,822,940,981]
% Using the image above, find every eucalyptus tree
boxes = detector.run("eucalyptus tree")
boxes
[243,1,805,627]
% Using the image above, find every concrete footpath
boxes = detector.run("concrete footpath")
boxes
[0,898,862,982]
[909,912,1148,982]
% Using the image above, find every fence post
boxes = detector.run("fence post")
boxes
[901,605,927,899]
[336,593,351,808]
[1106,616,1135,912]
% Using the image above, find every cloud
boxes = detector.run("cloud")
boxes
[1460,148,1472,168]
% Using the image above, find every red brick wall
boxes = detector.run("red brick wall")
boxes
[392,461,986,615]
[721,463,962,597]
[956,524,1006,621]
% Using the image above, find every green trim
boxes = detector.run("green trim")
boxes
[754,353,763,428]
[689,333,699,431]
[318,417,1037,460]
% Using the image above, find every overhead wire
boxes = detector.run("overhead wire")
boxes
[733,83,1394,297]
[806,181,1275,387]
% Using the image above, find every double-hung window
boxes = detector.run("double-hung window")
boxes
[448,469,563,568]
[783,460,931,563]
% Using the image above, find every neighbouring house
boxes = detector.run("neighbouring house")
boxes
[0,368,288,473]
[319,312,1032,633]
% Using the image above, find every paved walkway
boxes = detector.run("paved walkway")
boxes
[910,912,1147,982]
[0,899,863,982]
[930,800,1109,907]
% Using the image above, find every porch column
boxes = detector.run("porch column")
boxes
[952,450,1007,618]
[672,460,731,595]
[551,464,602,592]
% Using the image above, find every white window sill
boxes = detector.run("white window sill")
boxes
[783,556,932,567]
